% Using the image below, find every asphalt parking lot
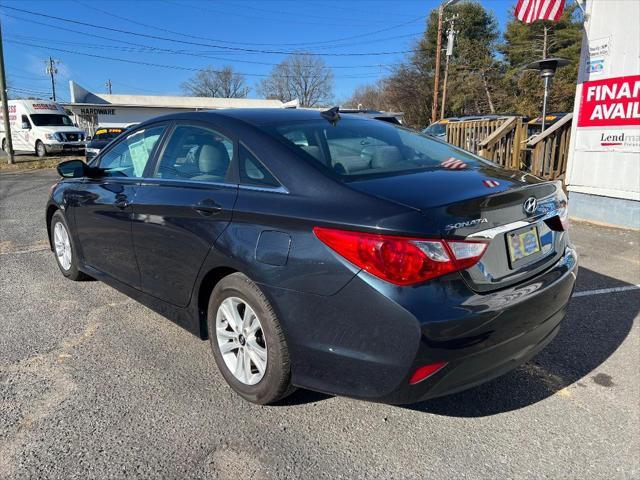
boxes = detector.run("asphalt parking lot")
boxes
[1,169,638,480]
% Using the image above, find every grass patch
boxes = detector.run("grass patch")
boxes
[0,154,84,173]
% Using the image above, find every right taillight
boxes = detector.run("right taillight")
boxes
[313,227,488,286]
[555,181,569,231]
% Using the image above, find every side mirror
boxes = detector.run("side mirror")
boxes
[86,135,92,141]
[57,160,88,178]
[21,121,31,130]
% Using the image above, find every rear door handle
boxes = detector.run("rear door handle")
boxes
[193,199,222,215]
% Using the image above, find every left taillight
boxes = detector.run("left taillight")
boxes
[313,227,488,286]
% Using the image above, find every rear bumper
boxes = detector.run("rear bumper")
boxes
[263,246,577,404]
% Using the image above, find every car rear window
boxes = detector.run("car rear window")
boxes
[260,117,484,181]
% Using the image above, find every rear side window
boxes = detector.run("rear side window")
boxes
[262,118,484,181]
[98,125,166,177]
[238,144,280,188]
[154,125,233,182]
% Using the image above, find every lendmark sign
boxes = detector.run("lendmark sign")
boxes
[575,74,640,153]
[577,75,640,127]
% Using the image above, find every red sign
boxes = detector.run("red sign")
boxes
[577,75,640,127]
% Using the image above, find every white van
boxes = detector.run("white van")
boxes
[0,100,86,157]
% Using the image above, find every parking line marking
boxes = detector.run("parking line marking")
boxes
[572,285,640,298]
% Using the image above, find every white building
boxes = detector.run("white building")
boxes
[64,81,297,135]
[565,0,640,228]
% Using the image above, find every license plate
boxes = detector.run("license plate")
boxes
[507,226,541,263]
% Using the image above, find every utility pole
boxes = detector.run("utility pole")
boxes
[440,15,458,120]
[46,57,57,101]
[105,79,112,94]
[430,0,460,124]
[0,19,14,164]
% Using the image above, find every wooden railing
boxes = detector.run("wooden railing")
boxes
[524,113,573,181]
[446,118,507,155]
[444,115,573,180]
[477,117,525,170]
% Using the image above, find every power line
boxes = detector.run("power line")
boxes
[6,28,406,71]
[158,0,414,28]
[71,0,421,51]
[5,39,385,79]
[0,5,415,56]
[7,71,50,82]
[187,0,417,25]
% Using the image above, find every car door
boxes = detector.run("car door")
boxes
[13,114,31,151]
[131,122,238,307]
[71,123,168,288]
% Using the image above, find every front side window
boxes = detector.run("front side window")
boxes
[98,124,166,177]
[262,118,486,181]
[29,114,74,127]
[154,124,233,182]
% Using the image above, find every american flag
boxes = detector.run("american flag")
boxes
[483,179,500,188]
[440,157,468,170]
[515,0,565,23]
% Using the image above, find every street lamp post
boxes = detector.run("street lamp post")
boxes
[525,57,570,132]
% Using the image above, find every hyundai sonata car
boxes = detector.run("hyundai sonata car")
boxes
[46,108,577,405]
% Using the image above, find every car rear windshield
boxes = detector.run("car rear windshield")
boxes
[30,114,74,127]
[260,117,484,181]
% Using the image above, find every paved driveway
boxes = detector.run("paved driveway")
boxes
[1,169,638,479]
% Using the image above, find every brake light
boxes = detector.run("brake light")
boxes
[313,227,488,286]
[555,181,569,231]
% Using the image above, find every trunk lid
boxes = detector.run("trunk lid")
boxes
[348,166,568,292]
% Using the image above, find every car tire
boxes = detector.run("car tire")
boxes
[36,140,47,158]
[50,210,88,281]
[207,272,295,404]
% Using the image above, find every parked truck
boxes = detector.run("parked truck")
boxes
[0,100,86,157]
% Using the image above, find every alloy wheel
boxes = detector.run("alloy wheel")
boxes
[53,222,72,271]
[215,296,267,385]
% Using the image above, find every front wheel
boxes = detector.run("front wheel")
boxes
[35,140,47,157]
[207,272,295,404]
[50,210,87,281]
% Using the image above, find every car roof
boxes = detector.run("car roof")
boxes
[142,108,380,128]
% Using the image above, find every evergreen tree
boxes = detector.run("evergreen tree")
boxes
[499,2,583,116]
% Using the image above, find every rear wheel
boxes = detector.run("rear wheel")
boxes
[50,210,87,281]
[35,140,47,157]
[207,272,295,404]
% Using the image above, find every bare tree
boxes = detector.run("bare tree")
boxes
[345,81,390,111]
[257,53,333,107]
[181,66,250,98]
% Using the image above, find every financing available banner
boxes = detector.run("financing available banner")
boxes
[575,74,640,153]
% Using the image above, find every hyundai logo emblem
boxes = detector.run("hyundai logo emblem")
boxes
[523,197,538,215]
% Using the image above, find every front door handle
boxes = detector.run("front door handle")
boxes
[193,199,222,216]
[114,196,129,209]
